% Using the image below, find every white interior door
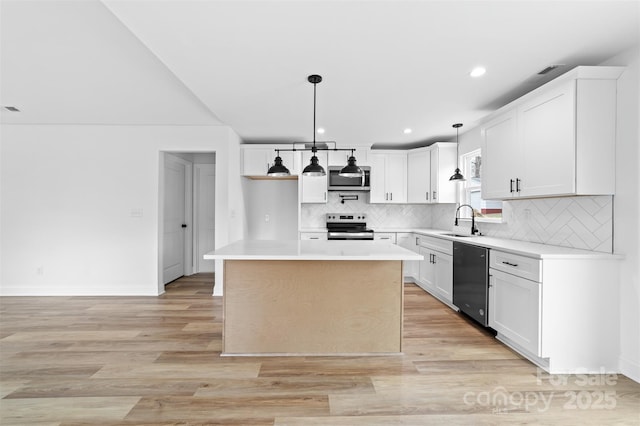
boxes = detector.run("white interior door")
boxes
[163,154,188,284]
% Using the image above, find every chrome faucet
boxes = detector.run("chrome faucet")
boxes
[454,204,479,235]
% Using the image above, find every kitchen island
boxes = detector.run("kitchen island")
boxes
[204,240,423,356]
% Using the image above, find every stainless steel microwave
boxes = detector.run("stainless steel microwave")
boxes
[327,166,371,191]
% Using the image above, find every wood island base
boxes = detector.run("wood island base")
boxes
[222,259,403,355]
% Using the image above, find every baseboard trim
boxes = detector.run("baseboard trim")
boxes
[619,355,640,384]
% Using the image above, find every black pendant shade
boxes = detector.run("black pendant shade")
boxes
[449,167,465,181]
[267,153,290,176]
[339,153,363,177]
[449,123,466,182]
[302,155,325,176]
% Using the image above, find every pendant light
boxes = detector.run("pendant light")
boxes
[269,75,363,177]
[267,150,290,176]
[339,149,363,177]
[302,75,326,176]
[449,123,465,181]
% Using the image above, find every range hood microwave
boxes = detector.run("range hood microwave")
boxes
[328,166,370,191]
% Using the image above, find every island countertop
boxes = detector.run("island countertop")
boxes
[204,239,424,261]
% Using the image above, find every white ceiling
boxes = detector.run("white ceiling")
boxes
[1,0,638,147]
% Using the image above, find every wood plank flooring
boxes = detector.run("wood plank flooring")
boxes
[1,273,639,425]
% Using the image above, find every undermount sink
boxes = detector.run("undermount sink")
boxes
[441,233,472,237]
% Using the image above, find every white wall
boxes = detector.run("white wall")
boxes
[243,179,299,240]
[0,124,244,296]
[603,48,640,383]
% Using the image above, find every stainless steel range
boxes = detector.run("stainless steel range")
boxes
[326,213,374,240]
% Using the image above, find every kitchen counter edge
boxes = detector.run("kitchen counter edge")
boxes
[375,228,622,260]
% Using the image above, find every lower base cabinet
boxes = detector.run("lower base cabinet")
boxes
[415,236,454,306]
[396,233,419,280]
[488,249,619,374]
[489,268,541,356]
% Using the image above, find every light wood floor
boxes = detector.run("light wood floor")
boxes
[1,273,638,425]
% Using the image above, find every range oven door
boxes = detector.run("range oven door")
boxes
[327,231,374,240]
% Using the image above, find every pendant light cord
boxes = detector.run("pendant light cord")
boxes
[456,125,459,169]
[312,80,317,149]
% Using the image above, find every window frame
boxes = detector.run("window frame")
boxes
[457,148,503,223]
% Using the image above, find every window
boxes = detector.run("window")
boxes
[458,149,502,221]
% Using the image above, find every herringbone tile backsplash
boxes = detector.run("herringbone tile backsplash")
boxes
[301,192,432,228]
[302,194,614,253]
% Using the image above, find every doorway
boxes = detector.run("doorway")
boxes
[159,152,216,294]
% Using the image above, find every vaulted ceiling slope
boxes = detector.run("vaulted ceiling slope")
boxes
[0,0,221,126]
[2,0,638,147]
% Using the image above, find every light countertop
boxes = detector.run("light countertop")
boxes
[204,239,423,261]
[381,228,621,260]
[297,228,621,260]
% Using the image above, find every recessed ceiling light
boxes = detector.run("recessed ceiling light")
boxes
[470,67,486,78]
[403,128,412,134]
[3,106,20,112]
[316,128,325,134]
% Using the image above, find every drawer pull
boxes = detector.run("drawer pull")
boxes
[502,261,519,267]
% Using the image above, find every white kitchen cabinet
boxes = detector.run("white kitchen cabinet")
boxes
[481,110,520,199]
[489,268,541,356]
[489,250,542,357]
[328,146,371,167]
[374,232,397,243]
[481,66,622,200]
[407,149,431,203]
[407,144,457,204]
[300,232,327,240]
[300,175,327,203]
[429,143,457,203]
[397,233,419,281]
[488,248,620,373]
[418,246,435,292]
[300,150,328,203]
[433,252,453,302]
[242,145,298,176]
[415,235,453,304]
[369,151,407,203]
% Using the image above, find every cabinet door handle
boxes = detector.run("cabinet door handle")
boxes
[390,193,393,201]
[415,237,419,245]
[502,261,519,267]
[516,178,521,193]
[324,192,327,201]
[426,192,429,201]
[510,179,515,193]
[433,191,436,200]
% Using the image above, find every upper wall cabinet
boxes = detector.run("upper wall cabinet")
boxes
[328,146,371,167]
[481,66,623,200]
[241,145,299,177]
[300,150,328,204]
[369,151,407,203]
[407,143,457,204]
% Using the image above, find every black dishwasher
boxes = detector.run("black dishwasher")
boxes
[453,241,490,326]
